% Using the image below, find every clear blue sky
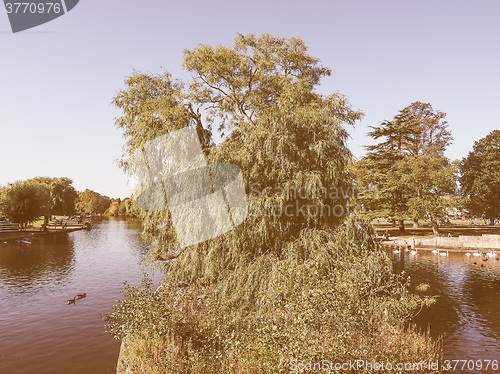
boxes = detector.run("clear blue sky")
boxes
[1,0,499,198]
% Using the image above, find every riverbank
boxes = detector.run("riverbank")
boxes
[0,226,89,242]
[375,225,500,238]
[116,340,129,374]
[380,235,500,252]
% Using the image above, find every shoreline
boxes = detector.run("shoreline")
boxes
[380,236,500,252]
[0,226,89,241]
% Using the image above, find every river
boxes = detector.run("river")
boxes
[390,248,500,373]
[1,219,499,373]
[0,218,157,374]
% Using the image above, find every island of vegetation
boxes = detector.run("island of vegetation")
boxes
[103,33,497,374]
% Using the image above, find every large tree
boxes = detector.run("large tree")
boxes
[113,33,364,260]
[29,177,77,224]
[460,130,500,224]
[393,150,457,235]
[357,101,453,232]
[105,34,440,372]
[0,180,49,229]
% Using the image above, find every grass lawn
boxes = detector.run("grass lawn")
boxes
[30,218,45,228]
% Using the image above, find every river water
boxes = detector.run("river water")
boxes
[1,219,499,373]
[390,249,500,373]
[0,218,158,374]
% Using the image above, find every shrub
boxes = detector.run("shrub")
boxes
[104,218,441,373]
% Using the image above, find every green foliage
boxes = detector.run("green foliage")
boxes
[0,180,49,228]
[76,189,111,215]
[460,130,500,222]
[29,176,78,217]
[107,34,441,372]
[356,102,454,232]
[0,176,78,226]
[108,200,120,216]
[392,150,457,232]
[107,198,141,217]
[104,218,440,373]
[114,33,363,261]
[123,198,141,217]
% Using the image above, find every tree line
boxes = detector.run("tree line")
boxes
[0,177,138,228]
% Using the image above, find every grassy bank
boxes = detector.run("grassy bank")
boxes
[106,218,442,373]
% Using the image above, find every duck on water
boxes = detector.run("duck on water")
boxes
[67,293,87,305]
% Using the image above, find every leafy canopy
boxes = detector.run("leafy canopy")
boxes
[0,180,49,227]
[0,177,78,226]
[106,34,440,373]
[357,101,454,231]
[460,129,500,221]
[112,33,364,264]
[76,189,111,215]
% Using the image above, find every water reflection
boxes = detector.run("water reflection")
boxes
[0,234,75,295]
[388,248,500,370]
[0,218,158,374]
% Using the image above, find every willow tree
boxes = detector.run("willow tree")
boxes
[107,35,440,373]
[28,177,77,224]
[112,33,363,263]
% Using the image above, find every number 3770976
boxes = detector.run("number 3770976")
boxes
[5,2,62,14]
[444,360,499,372]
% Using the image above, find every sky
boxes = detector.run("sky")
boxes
[1,0,499,198]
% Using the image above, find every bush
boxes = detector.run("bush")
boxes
[104,217,441,373]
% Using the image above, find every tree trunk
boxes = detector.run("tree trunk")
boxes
[413,219,419,228]
[398,219,405,233]
[431,218,439,236]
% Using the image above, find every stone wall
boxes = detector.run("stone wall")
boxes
[412,234,500,249]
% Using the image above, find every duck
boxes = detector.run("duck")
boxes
[486,252,498,258]
[393,248,400,254]
[432,249,440,254]
[410,248,418,255]
[67,296,76,305]
[465,252,471,257]
[440,250,449,257]
[472,252,482,257]
[76,293,86,299]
